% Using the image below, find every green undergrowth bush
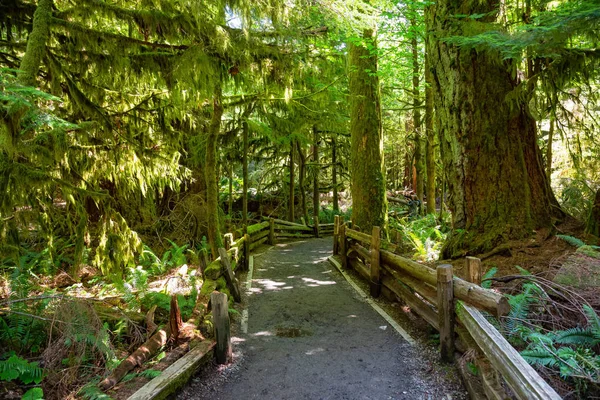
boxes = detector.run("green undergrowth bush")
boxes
[318,206,351,224]
[484,267,600,397]
[390,213,449,262]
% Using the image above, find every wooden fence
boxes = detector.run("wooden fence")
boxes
[331,217,561,400]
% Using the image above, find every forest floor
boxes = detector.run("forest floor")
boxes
[177,238,467,400]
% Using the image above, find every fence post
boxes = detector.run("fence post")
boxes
[211,291,232,364]
[333,215,340,255]
[466,256,482,285]
[370,226,381,298]
[269,218,275,245]
[223,233,233,251]
[437,264,455,362]
[243,233,250,271]
[340,223,348,269]
[314,215,320,238]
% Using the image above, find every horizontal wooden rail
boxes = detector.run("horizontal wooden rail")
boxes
[274,224,313,232]
[380,250,509,316]
[457,301,561,400]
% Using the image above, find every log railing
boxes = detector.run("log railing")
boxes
[330,219,561,400]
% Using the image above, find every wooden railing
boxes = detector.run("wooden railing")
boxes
[331,216,561,400]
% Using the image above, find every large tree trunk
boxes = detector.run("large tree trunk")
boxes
[348,29,388,233]
[425,51,436,214]
[18,0,52,87]
[205,85,224,258]
[426,0,563,258]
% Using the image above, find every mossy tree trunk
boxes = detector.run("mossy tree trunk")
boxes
[242,119,249,233]
[332,137,339,212]
[312,126,319,222]
[348,29,388,233]
[18,0,52,87]
[411,16,424,211]
[288,141,295,222]
[297,141,309,224]
[586,189,600,238]
[427,0,563,258]
[205,84,224,259]
[425,51,436,214]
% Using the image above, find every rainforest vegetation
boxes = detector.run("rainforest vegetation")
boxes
[1,0,599,398]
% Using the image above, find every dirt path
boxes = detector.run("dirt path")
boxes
[178,238,467,400]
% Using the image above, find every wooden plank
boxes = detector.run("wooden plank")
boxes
[350,242,370,261]
[333,215,340,255]
[249,236,268,250]
[456,301,562,400]
[437,264,455,362]
[269,218,275,245]
[126,341,216,400]
[381,274,439,330]
[250,228,270,242]
[381,249,509,316]
[218,248,241,302]
[274,224,313,232]
[466,256,482,285]
[370,226,381,298]
[381,264,437,306]
[346,228,372,245]
[340,224,348,269]
[274,232,314,239]
[211,291,231,364]
[243,234,250,270]
[265,218,307,227]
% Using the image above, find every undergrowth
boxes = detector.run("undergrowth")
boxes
[390,213,449,261]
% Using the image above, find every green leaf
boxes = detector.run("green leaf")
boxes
[21,388,44,400]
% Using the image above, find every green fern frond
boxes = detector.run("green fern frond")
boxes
[582,304,600,338]
[556,235,586,248]
[521,348,558,367]
[553,327,600,346]
[481,267,498,289]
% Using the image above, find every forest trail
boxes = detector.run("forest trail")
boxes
[178,238,467,400]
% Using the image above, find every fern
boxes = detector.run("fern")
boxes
[481,267,498,289]
[556,235,586,248]
[79,382,114,400]
[0,354,44,384]
[554,328,600,347]
[521,348,558,367]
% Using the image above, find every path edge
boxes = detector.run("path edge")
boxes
[328,255,416,345]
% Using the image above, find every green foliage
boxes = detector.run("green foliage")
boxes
[140,292,196,321]
[557,234,587,248]
[123,369,162,382]
[481,267,498,289]
[139,240,189,276]
[21,387,44,400]
[391,214,447,261]
[0,354,44,384]
[318,207,351,224]
[79,381,114,400]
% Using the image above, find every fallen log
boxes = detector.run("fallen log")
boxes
[99,327,169,390]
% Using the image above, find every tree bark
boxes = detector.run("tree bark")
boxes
[312,126,320,222]
[18,0,52,87]
[348,29,388,233]
[296,141,309,224]
[425,51,436,214]
[228,163,233,217]
[205,84,224,258]
[411,16,424,211]
[586,189,600,237]
[288,141,295,222]
[332,137,339,212]
[426,0,563,258]
[242,119,249,233]
[545,116,554,180]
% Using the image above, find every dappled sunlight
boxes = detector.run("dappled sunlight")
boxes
[231,336,246,344]
[305,347,325,356]
[301,277,336,287]
[253,331,274,337]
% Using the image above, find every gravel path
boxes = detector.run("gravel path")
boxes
[178,238,467,400]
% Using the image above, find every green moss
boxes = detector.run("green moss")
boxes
[216,276,227,290]
[204,260,222,280]
[576,246,600,259]
[200,279,217,296]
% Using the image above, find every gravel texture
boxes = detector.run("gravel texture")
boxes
[177,238,468,400]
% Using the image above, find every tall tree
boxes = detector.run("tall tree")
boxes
[426,0,563,258]
[348,29,388,233]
